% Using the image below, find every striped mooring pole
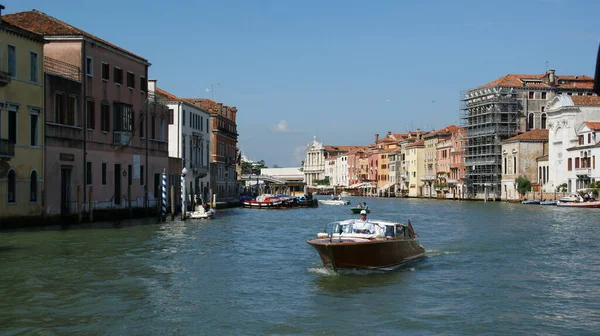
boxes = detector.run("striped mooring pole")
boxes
[161,168,167,221]
[181,170,186,220]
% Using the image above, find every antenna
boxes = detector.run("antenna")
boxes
[545,60,549,72]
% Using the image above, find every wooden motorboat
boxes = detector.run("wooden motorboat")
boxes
[307,219,425,271]
[350,207,370,214]
[318,199,350,205]
[242,194,284,208]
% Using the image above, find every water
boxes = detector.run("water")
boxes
[1,198,599,335]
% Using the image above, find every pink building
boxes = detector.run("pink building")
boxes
[6,10,170,215]
[449,127,466,198]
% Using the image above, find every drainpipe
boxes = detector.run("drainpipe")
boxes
[82,39,87,205]
[144,64,149,211]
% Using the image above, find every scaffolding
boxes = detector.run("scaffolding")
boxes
[460,87,521,198]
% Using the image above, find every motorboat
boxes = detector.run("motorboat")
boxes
[350,207,370,214]
[540,200,557,205]
[242,194,284,208]
[318,196,350,205]
[557,194,583,203]
[307,218,425,271]
[186,204,214,219]
[521,200,540,205]
[556,201,600,208]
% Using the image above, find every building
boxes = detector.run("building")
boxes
[303,136,326,186]
[186,98,239,201]
[153,85,211,205]
[449,127,467,198]
[260,167,305,196]
[421,126,458,198]
[461,70,595,200]
[405,139,424,197]
[0,8,45,220]
[500,129,548,200]
[565,121,600,192]
[546,95,600,194]
[4,10,170,213]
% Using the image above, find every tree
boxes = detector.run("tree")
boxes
[555,183,567,193]
[299,160,305,172]
[515,175,532,197]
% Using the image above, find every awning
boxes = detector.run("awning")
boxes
[378,182,395,192]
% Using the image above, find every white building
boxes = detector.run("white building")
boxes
[304,136,326,186]
[564,121,600,192]
[152,84,212,202]
[545,95,600,193]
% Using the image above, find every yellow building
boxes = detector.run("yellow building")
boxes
[405,140,424,197]
[0,14,45,221]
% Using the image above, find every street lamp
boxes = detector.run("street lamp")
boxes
[181,167,188,220]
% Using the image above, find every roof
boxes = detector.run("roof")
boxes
[476,72,593,90]
[423,125,460,138]
[323,145,361,153]
[503,129,549,143]
[184,98,238,115]
[405,139,424,148]
[583,121,600,131]
[3,10,147,62]
[570,95,600,106]
[0,20,45,44]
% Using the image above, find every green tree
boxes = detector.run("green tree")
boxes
[515,175,532,197]
[555,183,567,193]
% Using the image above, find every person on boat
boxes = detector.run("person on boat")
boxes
[354,210,373,234]
[363,202,368,209]
[356,202,362,208]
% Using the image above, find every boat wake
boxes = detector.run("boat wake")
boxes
[425,250,461,258]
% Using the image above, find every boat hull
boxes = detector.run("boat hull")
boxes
[350,207,370,214]
[307,238,425,270]
[557,201,600,208]
[318,200,350,205]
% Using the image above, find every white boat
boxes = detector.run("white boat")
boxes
[186,204,214,219]
[558,194,583,203]
[318,199,351,205]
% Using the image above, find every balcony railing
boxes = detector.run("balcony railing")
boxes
[44,56,81,82]
[114,131,131,146]
[192,165,209,178]
[0,138,15,158]
[575,167,592,176]
[0,71,11,86]
[46,122,82,141]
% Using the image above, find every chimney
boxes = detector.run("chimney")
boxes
[387,131,392,136]
[375,133,379,143]
[0,5,4,23]
[416,128,421,138]
[549,69,555,86]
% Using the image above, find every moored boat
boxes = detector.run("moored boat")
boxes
[350,207,370,214]
[242,194,284,208]
[556,201,600,208]
[186,204,215,219]
[521,200,540,204]
[540,200,557,205]
[307,218,425,271]
[318,199,350,205]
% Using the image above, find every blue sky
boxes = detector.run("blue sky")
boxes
[6,0,600,167]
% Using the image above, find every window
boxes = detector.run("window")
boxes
[86,100,95,129]
[541,92,547,99]
[101,62,110,80]
[54,92,64,124]
[7,169,16,203]
[140,165,144,185]
[182,110,185,126]
[113,103,133,132]
[128,165,132,186]
[541,113,547,129]
[504,157,507,175]
[529,91,534,99]
[528,113,534,130]
[140,76,147,92]
[567,158,572,171]
[575,157,580,169]
[30,111,39,146]
[151,115,156,139]
[8,107,16,144]
[86,57,93,77]
[513,157,517,174]
[154,173,160,199]
[190,113,192,127]
[206,118,209,133]
[140,115,145,138]
[101,104,110,132]
[201,116,203,131]
[86,161,92,185]
[113,67,123,85]
[160,117,165,141]
[588,133,591,144]
[67,96,77,126]
[102,162,107,185]
[30,52,38,83]
[578,135,583,145]
[168,109,174,124]
[30,170,37,202]
[127,72,135,88]
[8,45,16,77]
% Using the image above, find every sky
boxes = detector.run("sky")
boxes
[6,0,600,167]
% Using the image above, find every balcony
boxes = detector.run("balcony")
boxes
[46,122,82,141]
[113,131,131,146]
[0,71,11,86]
[575,167,592,177]
[192,165,209,178]
[0,139,15,158]
[420,175,436,182]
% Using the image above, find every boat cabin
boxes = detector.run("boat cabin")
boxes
[319,219,415,240]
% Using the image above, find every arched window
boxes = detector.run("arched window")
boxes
[30,170,37,202]
[7,169,16,203]
[528,113,535,130]
[541,113,547,129]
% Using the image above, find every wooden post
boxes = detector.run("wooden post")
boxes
[128,183,132,218]
[212,193,216,208]
[170,185,175,221]
[88,185,93,222]
[77,185,82,223]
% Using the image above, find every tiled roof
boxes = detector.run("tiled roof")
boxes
[423,125,460,138]
[405,139,424,148]
[155,88,180,101]
[324,145,361,153]
[477,72,593,89]
[3,10,147,62]
[571,96,600,106]
[503,129,549,142]
[184,98,238,115]
[583,121,600,131]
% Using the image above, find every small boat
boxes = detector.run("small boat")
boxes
[521,200,540,205]
[307,218,425,271]
[242,194,284,208]
[350,207,370,214]
[557,194,583,203]
[507,199,521,203]
[540,200,557,205]
[556,201,600,208]
[318,198,350,205]
[186,205,214,219]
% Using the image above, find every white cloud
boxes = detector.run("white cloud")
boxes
[294,146,306,164]
[272,120,290,133]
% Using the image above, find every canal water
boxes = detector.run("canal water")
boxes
[1,198,598,335]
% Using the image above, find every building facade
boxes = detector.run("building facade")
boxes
[0,15,45,220]
[405,140,424,197]
[564,121,600,192]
